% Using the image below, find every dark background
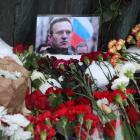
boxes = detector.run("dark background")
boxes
[0,0,140,50]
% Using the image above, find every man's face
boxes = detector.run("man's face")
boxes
[51,21,72,50]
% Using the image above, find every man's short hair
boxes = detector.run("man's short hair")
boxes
[49,18,72,34]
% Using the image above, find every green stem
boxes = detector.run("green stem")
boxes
[132,79,140,96]
[64,127,69,140]
[121,106,135,140]
[78,125,82,140]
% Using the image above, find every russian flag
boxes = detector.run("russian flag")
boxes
[71,17,94,48]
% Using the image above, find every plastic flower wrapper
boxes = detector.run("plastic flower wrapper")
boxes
[0,57,29,114]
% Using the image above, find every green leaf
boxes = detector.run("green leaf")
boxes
[31,79,42,89]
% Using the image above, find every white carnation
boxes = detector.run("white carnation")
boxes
[97,98,109,108]
[12,128,32,140]
[121,62,136,75]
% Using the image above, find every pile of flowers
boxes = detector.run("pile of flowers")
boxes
[11,39,140,140]
[2,23,139,139]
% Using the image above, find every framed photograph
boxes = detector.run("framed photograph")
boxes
[35,15,100,55]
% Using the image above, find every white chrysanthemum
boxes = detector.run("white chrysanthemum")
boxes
[12,128,32,140]
[85,61,115,87]
[111,76,129,90]
[0,106,7,118]
[4,125,17,136]
[3,114,30,127]
[97,98,109,108]
[39,78,61,94]
[31,70,45,81]
[4,127,32,140]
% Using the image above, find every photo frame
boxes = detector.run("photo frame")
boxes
[35,15,100,55]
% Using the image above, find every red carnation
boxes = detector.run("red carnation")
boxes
[34,123,56,140]
[63,88,75,96]
[104,119,122,138]
[127,105,140,125]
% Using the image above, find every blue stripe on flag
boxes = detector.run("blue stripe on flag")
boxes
[73,19,91,40]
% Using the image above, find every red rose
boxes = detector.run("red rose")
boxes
[25,90,49,110]
[13,44,28,54]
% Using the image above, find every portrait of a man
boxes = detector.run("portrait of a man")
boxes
[36,16,100,55]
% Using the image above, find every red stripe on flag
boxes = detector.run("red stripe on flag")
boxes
[71,32,84,48]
